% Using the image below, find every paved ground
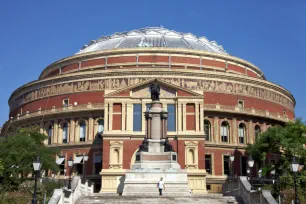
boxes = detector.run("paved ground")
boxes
[76,194,239,204]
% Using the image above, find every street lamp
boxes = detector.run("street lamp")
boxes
[230,155,235,196]
[32,155,42,204]
[258,169,262,190]
[247,168,250,180]
[68,157,74,189]
[271,169,276,184]
[248,156,255,190]
[291,157,300,204]
[83,154,89,180]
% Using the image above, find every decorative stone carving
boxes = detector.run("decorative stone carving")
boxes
[10,77,294,111]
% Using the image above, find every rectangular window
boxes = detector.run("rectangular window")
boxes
[63,98,69,107]
[238,100,244,110]
[167,104,176,131]
[133,104,142,131]
[223,155,230,175]
[205,155,212,174]
[94,153,102,174]
[59,164,65,175]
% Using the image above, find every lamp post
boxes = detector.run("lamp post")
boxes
[258,169,262,190]
[291,157,300,204]
[271,169,276,184]
[83,154,89,180]
[230,155,235,196]
[68,157,74,189]
[248,156,255,190]
[247,168,250,181]
[32,155,42,204]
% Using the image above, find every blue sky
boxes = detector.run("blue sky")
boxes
[0,0,305,126]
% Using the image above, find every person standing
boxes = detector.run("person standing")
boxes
[157,177,165,195]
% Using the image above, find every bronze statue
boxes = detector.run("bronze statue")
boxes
[150,80,160,101]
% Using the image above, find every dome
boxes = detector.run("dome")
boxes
[76,27,229,55]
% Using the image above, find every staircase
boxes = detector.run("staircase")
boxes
[76,194,239,204]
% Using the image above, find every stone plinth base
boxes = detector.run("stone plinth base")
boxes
[133,151,180,169]
[122,169,191,196]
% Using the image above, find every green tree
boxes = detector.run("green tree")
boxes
[246,119,306,202]
[0,126,59,184]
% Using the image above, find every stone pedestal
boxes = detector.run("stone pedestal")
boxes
[122,101,190,196]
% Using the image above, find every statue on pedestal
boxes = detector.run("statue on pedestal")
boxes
[150,80,160,101]
[139,137,148,152]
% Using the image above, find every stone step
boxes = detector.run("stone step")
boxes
[76,195,239,204]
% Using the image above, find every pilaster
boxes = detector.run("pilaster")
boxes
[232,118,237,144]
[104,103,109,131]
[200,104,204,132]
[109,103,113,131]
[183,103,187,131]
[122,102,127,131]
[75,122,80,142]
[213,117,219,142]
[195,103,200,132]
[177,102,182,132]
[58,123,63,144]
[54,120,58,144]
[70,118,75,142]
[126,103,133,132]
[89,117,94,141]
[141,102,146,132]
[248,120,253,144]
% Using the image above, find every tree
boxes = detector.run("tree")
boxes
[246,119,306,202]
[0,126,59,184]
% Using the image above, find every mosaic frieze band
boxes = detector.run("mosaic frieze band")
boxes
[10,77,294,111]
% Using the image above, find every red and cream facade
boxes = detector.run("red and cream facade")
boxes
[4,28,295,193]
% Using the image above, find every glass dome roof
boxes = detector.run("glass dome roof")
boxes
[76,27,229,55]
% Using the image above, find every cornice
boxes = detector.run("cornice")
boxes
[38,48,264,79]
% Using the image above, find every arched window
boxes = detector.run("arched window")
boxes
[47,125,52,145]
[221,121,229,143]
[238,123,246,144]
[255,125,261,140]
[204,120,211,141]
[79,121,86,142]
[98,119,104,134]
[62,123,68,143]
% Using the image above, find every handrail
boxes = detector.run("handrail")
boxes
[223,176,278,204]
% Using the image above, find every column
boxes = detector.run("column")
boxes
[109,103,113,131]
[104,103,109,131]
[183,103,187,131]
[232,118,237,144]
[214,117,219,142]
[177,102,182,132]
[40,124,47,145]
[200,103,204,132]
[195,103,200,132]
[54,120,58,144]
[89,117,94,141]
[126,103,133,131]
[248,120,253,144]
[58,122,63,144]
[70,118,75,142]
[122,102,127,131]
[75,121,80,142]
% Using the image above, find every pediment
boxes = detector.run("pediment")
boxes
[105,78,203,98]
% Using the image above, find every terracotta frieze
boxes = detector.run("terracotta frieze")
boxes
[10,77,294,111]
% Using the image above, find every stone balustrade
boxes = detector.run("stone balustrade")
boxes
[223,176,278,204]
[204,104,290,122]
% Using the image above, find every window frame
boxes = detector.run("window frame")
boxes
[238,123,246,144]
[221,121,229,143]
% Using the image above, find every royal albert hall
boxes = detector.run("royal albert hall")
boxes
[4,27,295,193]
